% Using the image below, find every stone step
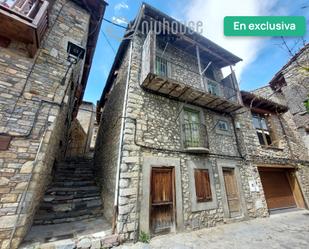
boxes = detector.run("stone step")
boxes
[42,195,101,204]
[46,186,100,196]
[54,176,95,182]
[59,160,94,166]
[21,218,116,249]
[33,209,103,225]
[39,197,102,212]
[53,173,95,178]
[55,166,94,171]
[52,180,96,187]
[55,168,94,174]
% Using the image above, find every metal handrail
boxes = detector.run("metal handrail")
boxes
[182,123,208,148]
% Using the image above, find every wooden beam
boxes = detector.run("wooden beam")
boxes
[196,45,205,90]
[177,86,189,98]
[157,80,168,91]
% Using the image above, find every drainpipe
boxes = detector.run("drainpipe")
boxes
[112,4,145,233]
[113,41,133,232]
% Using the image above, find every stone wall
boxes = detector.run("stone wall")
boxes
[96,33,268,242]
[254,46,309,155]
[66,102,95,157]
[94,46,130,223]
[0,0,90,248]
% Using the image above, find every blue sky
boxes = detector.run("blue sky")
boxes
[83,0,308,104]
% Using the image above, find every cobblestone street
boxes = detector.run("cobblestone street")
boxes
[119,210,309,249]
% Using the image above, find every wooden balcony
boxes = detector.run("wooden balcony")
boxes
[140,31,243,113]
[0,0,49,57]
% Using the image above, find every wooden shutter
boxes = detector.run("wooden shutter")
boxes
[151,168,173,204]
[194,169,212,202]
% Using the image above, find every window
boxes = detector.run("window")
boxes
[217,120,229,131]
[156,56,168,77]
[183,108,201,147]
[252,113,273,146]
[207,81,220,96]
[194,169,212,202]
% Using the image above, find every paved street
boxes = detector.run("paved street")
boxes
[118,210,309,249]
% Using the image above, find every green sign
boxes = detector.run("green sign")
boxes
[224,16,306,36]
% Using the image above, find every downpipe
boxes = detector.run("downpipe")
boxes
[112,40,133,233]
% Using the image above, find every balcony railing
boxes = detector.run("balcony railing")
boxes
[155,55,239,103]
[140,32,243,113]
[182,123,209,152]
[0,0,49,57]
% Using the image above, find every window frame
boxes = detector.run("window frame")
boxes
[155,55,168,77]
[217,120,229,131]
[187,160,217,212]
[214,116,232,136]
[183,108,201,148]
[252,112,275,147]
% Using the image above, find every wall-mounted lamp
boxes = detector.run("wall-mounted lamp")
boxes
[61,42,86,85]
[67,41,85,63]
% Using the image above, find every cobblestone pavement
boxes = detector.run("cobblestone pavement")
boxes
[118,210,309,249]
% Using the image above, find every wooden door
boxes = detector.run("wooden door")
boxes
[223,168,241,217]
[259,169,296,210]
[150,167,175,234]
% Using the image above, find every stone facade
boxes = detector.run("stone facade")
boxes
[66,101,95,158]
[0,0,106,248]
[95,6,309,244]
[255,45,309,155]
[93,34,263,242]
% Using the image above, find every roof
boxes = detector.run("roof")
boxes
[269,43,309,90]
[142,3,242,67]
[98,3,242,111]
[241,91,288,113]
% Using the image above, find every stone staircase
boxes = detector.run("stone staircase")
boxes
[21,157,118,248]
[33,157,102,225]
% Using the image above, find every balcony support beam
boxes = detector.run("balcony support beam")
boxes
[230,65,243,105]
[202,61,212,75]
[196,45,206,91]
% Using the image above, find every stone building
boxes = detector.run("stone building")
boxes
[66,101,96,158]
[95,3,309,242]
[0,0,107,248]
[240,90,308,211]
[254,44,309,155]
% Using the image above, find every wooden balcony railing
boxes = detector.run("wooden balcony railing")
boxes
[140,31,243,113]
[0,0,49,57]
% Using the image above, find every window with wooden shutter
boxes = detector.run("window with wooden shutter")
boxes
[194,169,212,202]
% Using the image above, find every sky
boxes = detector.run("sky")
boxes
[83,0,309,104]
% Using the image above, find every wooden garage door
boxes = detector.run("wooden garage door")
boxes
[259,169,296,210]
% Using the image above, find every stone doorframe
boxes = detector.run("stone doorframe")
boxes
[217,159,248,219]
[140,156,184,234]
